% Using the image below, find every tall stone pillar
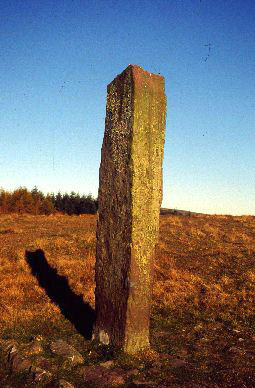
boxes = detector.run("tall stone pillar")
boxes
[94,64,167,354]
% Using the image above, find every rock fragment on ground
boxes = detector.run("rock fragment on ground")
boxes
[50,339,84,365]
[77,364,125,385]
[57,378,75,388]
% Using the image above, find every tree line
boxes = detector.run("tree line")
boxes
[0,187,98,215]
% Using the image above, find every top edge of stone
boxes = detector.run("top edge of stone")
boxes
[108,64,164,87]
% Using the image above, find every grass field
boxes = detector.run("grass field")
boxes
[0,213,255,386]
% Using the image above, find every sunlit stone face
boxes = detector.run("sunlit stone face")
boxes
[94,64,167,354]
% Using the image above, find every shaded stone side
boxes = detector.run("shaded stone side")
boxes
[94,64,167,354]
[94,65,134,348]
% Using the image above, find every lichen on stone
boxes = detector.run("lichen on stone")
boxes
[94,64,166,354]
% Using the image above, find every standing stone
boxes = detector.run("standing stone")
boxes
[94,64,167,354]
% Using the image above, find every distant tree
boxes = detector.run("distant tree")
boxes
[72,192,82,215]
[62,193,71,215]
[94,198,98,212]
[0,189,10,213]
[31,186,44,215]
[40,194,56,215]
[49,193,56,210]
[68,191,77,215]
[54,192,63,212]
[0,186,98,215]
[80,194,97,214]
[10,187,34,214]
[31,186,44,199]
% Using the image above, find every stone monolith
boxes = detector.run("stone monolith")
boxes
[94,64,167,354]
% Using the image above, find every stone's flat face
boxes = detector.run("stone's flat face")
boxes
[94,64,167,354]
[95,65,134,349]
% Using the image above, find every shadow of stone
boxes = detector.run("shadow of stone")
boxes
[25,249,95,340]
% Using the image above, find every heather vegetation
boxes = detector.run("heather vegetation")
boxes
[0,187,98,216]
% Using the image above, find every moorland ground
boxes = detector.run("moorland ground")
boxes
[0,213,255,386]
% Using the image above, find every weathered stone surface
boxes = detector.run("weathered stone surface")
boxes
[0,334,194,386]
[10,353,32,373]
[1,335,156,386]
[57,379,75,388]
[125,368,140,377]
[77,365,125,386]
[0,338,18,353]
[50,339,84,365]
[21,337,44,356]
[100,359,115,368]
[35,355,57,372]
[94,64,166,353]
[29,365,52,383]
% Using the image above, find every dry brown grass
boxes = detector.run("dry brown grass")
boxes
[1,212,255,385]
[0,214,96,332]
[154,214,255,322]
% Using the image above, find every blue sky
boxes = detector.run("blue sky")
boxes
[0,0,254,215]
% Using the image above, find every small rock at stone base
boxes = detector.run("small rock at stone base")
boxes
[103,370,125,386]
[77,365,125,386]
[33,335,44,342]
[30,365,52,383]
[57,379,75,388]
[11,354,32,373]
[100,360,115,368]
[147,366,163,377]
[22,341,43,356]
[34,355,58,373]
[6,343,18,362]
[77,365,106,380]
[0,339,18,354]
[125,368,140,377]
[175,349,188,358]
[50,339,84,365]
